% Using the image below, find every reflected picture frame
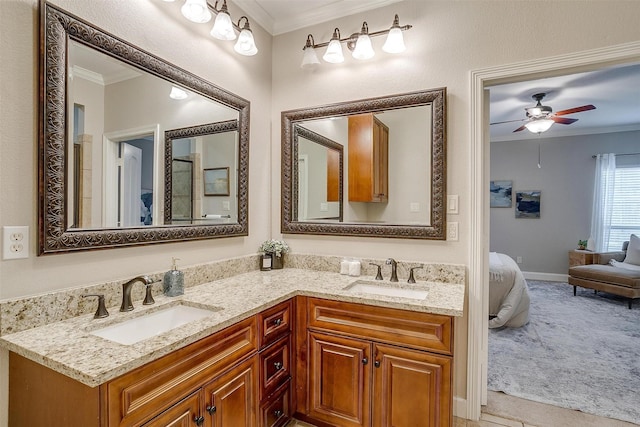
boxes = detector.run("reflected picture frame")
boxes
[204,167,230,196]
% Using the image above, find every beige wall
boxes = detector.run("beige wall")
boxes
[1,0,639,424]
[271,0,640,409]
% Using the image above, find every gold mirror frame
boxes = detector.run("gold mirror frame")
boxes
[39,2,250,254]
[281,88,446,239]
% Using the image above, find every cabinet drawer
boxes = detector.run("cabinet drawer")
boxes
[307,297,452,355]
[102,316,257,427]
[258,299,292,349]
[260,335,291,399]
[260,379,291,427]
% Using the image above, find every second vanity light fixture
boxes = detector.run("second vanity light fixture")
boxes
[301,14,412,68]
[163,0,258,56]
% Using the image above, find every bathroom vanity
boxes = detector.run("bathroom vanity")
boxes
[2,268,463,427]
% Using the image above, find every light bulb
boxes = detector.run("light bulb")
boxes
[210,11,236,40]
[181,0,211,23]
[234,28,258,56]
[169,86,188,100]
[352,34,374,60]
[323,39,344,63]
[382,27,405,53]
[301,46,320,69]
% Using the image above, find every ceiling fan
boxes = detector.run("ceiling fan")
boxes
[491,92,596,133]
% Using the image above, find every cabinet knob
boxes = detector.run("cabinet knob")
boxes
[273,409,283,418]
[274,361,283,370]
[374,360,381,368]
[274,318,283,326]
[362,357,368,365]
[194,415,205,426]
[206,405,217,415]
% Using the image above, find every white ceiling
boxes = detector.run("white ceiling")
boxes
[231,0,403,35]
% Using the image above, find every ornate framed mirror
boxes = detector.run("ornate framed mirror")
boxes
[281,88,446,239]
[39,2,249,254]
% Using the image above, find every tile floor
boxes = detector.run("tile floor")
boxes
[287,391,639,427]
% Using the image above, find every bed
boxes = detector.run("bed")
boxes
[489,252,530,328]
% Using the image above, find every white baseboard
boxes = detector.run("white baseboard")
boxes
[522,271,568,282]
[453,396,467,419]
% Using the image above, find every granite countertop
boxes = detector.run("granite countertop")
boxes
[0,268,464,388]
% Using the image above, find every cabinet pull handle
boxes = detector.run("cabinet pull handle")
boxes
[274,409,283,418]
[374,360,381,368]
[274,361,283,370]
[362,357,368,365]
[194,415,205,426]
[274,318,283,326]
[206,405,217,414]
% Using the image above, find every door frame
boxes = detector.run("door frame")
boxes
[467,40,640,420]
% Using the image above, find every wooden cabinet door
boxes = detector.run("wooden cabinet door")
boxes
[203,356,258,427]
[142,391,201,427]
[372,344,452,427]
[372,117,389,202]
[308,331,371,427]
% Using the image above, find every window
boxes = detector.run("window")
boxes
[603,164,640,251]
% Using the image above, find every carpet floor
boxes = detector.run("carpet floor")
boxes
[488,280,640,425]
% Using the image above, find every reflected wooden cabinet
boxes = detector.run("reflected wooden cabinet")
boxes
[296,297,453,427]
[348,114,389,202]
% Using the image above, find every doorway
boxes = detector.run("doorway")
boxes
[467,41,640,421]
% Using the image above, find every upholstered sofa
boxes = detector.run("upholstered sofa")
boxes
[568,241,640,309]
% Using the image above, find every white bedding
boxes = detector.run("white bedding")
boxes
[489,252,530,328]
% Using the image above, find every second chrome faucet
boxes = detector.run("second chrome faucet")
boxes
[120,275,155,312]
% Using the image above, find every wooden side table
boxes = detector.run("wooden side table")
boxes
[569,250,595,267]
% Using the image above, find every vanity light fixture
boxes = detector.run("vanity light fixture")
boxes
[302,14,411,68]
[163,0,258,56]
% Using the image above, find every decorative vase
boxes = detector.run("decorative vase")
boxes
[271,253,284,269]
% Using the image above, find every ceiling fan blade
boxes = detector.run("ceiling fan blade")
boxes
[554,104,596,116]
[513,125,526,133]
[490,119,525,125]
[552,117,578,125]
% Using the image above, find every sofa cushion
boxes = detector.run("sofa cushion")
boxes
[569,264,640,289]
[623,234,640,266]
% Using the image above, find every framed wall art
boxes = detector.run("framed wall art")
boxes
[515,191,541,218]
[203,167,230,196]
[490,180,513,208]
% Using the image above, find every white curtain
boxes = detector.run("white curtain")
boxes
[590,153,616,252]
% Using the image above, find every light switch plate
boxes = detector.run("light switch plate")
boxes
[3,226,29,260]
[447,195,459,214]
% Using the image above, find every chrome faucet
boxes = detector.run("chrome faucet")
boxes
[120,275,154,312]
[386,258,399,282]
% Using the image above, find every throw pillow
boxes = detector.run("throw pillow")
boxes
[623,234,640,266]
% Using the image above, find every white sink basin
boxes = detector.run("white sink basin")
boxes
[345,280,429,300]
[90,303,221,345]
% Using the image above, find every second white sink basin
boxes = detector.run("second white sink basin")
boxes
[345,280,429,300]
[90,303,221,345]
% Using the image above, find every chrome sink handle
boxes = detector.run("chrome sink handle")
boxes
[82,294,109,319]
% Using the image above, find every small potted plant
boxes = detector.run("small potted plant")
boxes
[578,239,588,250]
[259,239,290,270]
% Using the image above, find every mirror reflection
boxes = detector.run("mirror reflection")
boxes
[40,3,250,254]
[68,40,239,229]
[281,89,446,240]
[165,121,239,224]
[294,125,343,222]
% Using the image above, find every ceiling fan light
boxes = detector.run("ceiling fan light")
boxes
[181,0,212,23]
[525,118,554,134]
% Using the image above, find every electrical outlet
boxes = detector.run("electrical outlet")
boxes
[447,222,459,241]
[3,226,29,260]
[516,256,523,264]
[320,202,328,212]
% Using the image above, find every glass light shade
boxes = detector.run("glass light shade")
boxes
[528,106,542,116]
[525,119,554,133]
[301,47,320,69]
[210,12,236,40]
[352,34,374,60]
[234,29,258,56]
[323,39,344,63]
[181,0,211,23]
[382,27,406,53]
[169,86,188,99]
